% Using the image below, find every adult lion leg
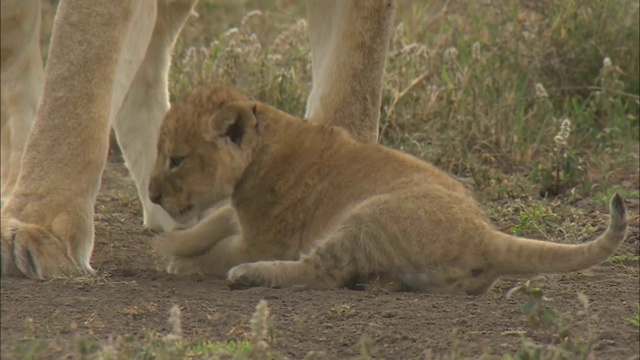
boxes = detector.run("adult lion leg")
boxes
[0,0,44,200]
[1,105,10,189]
[0,0,157,278]
[305,0,396,143]
[112,0,198,232]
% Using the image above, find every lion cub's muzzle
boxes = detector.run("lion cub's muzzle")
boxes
[148,183,165,206]
[149,191,163,206]
[148,181,195,223]
[150,196,195,224]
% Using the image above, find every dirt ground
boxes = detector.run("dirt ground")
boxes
[1,148,639,359]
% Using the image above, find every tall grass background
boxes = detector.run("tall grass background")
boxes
[170,0,639,204]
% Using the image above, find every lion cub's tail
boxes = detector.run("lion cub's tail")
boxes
[488,193,628,276]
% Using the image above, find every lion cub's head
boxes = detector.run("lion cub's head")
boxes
[148,86,260,224]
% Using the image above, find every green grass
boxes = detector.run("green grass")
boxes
[504,282,601,360]
[607,253,640,265]
[593,187,640,207]
[11,287,615,360]
[11,302,278,360]
[12,333,258,360]
[626,305,640,328]
[510,202,556,237]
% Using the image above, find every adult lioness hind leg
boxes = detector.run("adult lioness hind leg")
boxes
[112,0,198,232]
[0,0,157,278]
[305,0,396,143]
[0,0,44,200]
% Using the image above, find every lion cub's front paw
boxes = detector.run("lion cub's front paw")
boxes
[165,256,202,275]
[143,203,179,233]
[227,263,270,290]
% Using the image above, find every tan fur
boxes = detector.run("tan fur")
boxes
[152,86,628,294]
[1,0,44,200]
[0,0,394,279]
[1,0,197,278]
[305,0,396,143]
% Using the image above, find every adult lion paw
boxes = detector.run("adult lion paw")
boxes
[0,218,93,279]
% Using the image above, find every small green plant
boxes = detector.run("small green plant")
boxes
[510,202,554,237]
[511,212,536,237]
[528,117,588,197]
[11,339,48,360]
[507,280,559,329]
[354,335,377,360]
[625,304,640,328]
[607,253,640,265]
[506,281,598,360]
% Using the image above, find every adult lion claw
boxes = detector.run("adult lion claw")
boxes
[0,216,94,279]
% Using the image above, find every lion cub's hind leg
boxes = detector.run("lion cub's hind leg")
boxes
[228,190,501,294]
[228,225,364,290]
[228,195,411,290]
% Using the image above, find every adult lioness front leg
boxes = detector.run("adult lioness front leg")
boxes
[0,0,158,278]
[306,0,396,143]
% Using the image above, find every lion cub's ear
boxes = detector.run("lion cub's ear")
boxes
[204,102,258,146]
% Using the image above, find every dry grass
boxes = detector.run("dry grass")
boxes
[174,0,638,197]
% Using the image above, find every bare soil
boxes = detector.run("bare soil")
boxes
[1,148,639,359]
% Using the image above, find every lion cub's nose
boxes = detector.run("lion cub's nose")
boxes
[149,192,163,205]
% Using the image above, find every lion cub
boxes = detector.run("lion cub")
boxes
[149,86,628,295]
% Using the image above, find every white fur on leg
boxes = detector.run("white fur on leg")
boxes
[113,64,177,232]
[112,0,198,232]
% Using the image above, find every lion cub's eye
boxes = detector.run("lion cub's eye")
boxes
[169,156,185,170]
